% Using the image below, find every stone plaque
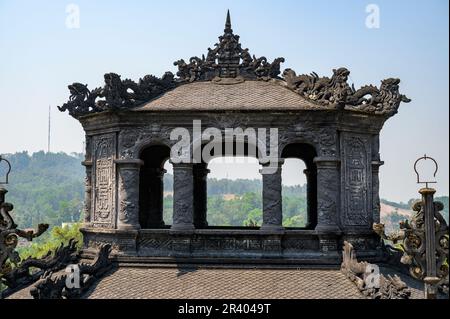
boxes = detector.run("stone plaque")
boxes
[341,134,372,227]
[92,133,116,228]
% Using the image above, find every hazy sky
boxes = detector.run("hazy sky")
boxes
[0,0,448,202]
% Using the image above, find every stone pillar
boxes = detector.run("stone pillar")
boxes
[371,160,384,224]
[81,160,93,226]
[193,164,210,228]
[303,168,317,229]
[146,168,167,228]
[260,160,284,232]
[314,157,341,251]
[115,159,143,230]
[170,162,195,232]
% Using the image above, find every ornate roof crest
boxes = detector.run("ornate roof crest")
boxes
[57,10,410,118]
[173,10,285,83]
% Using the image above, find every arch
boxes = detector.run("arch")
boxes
[206,155,262,228]
[134,137,173,160]
[281,143,317,229]
[190,133,266,164]
[139,144,172,228]
[192,139,264,229]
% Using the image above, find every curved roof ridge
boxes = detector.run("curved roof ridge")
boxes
[57,11,410,119]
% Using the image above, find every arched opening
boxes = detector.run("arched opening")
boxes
[281,143,317,229]
[206,156,262,228]
[195,140,263,229]
[139,144,172,229]
[282,158,307,228]
[162,161,174,226]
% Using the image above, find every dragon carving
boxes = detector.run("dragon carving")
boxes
[57,83,102,117]
[373,200,449,293]
[341,241,411,299]
[283,67,410,113]
[0,189,49,277]
[58,11,409,118]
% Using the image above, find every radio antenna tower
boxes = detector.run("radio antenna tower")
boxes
[47,105,51,153]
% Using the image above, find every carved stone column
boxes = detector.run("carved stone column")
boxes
[193,164,210,228]
[314,157,341,251]
[371,134,383,225]
[371,160,384,224]
[115,159,143,230]
[146,168,167,228]
[81,160,93,226]
[260,160,284,232]
[170,162,195,232]
[303,168,318,229]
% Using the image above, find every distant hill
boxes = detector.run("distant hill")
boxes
[1,152,448,230]
[1,151,84,228]
[380,197,449,233]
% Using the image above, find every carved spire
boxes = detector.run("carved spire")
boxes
[224,10,232,34]
[217,10,241,78]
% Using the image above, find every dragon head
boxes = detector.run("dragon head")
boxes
[380,78,411,103]
[332,67,350,84]
[68,83,90,100]
[103,73,122,89]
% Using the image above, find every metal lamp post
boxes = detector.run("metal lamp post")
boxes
[413,155,441,299]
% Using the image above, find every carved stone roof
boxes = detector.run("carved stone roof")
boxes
[135,80,323,111]
[57,11,410,119]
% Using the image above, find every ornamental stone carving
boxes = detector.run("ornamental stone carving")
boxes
[315,160,340,230]
[116,159,142,230]
[341,241,411,299]
[82,161,93,224]
[280,122,336,157]
[260,162,283,231]
[171,163,195,231]
[341,134,372,227]
[54,10,408,266]
[57,11,409,119]
[92,134,116,228]
[119,126,172,159]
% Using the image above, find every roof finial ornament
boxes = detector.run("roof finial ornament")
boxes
[225,10,232,34]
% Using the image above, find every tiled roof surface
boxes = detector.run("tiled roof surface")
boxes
[135,80,324,112]
[6,265,431,299]
[83,267,363,299]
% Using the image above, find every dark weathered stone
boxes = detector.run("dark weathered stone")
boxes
[1,188,49,294]
[1,239,78,298]
[260,162,284,232]
[55,11,410,265]
[57,11,409,119]
[29,243,113,299]
[341,241,411,299]
[171,163,195,232]
[115,159,143,230]
[373,193,449,298]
